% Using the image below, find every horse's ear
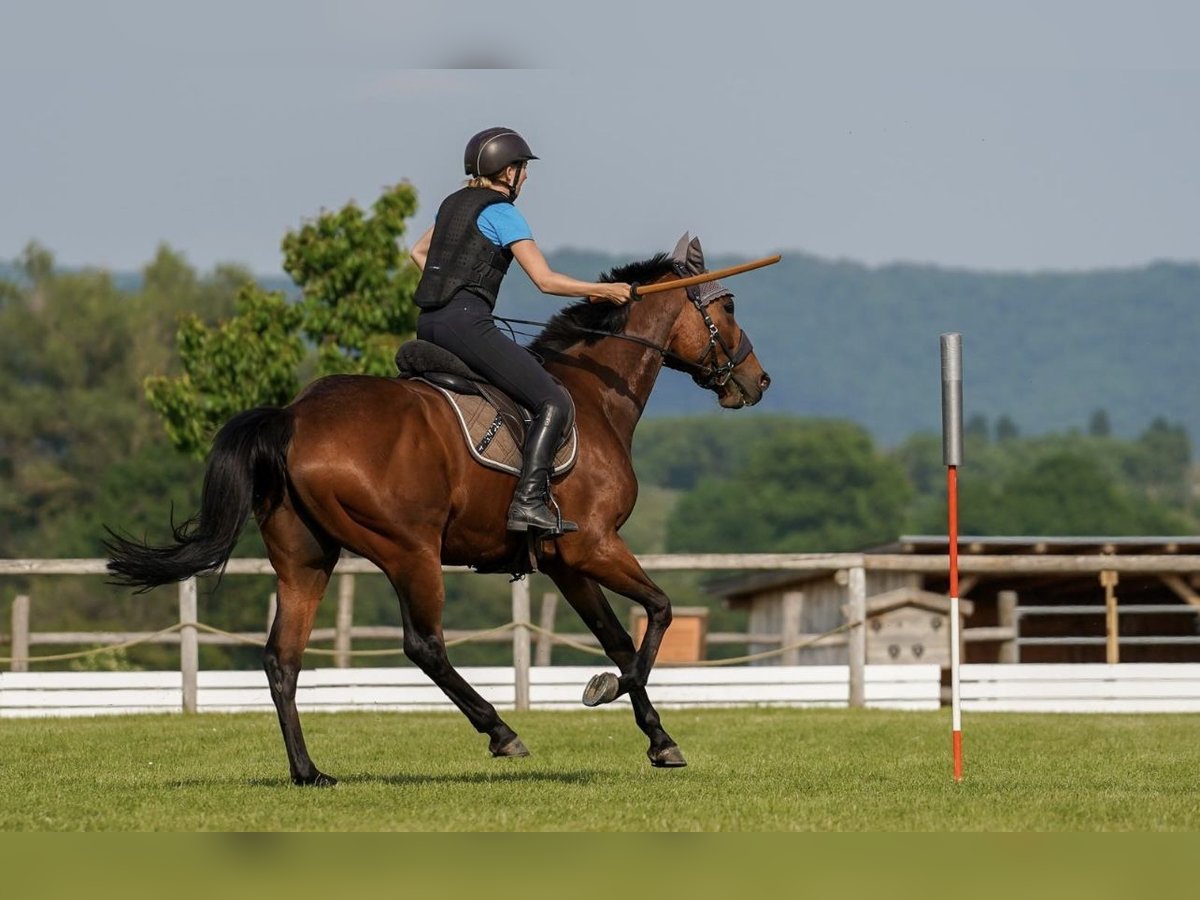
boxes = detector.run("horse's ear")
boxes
[686,236,706,274]
[670,233,691,266]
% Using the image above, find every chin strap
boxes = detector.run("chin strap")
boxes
[496,161,525,202]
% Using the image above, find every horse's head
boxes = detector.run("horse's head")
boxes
[659,234,771,408]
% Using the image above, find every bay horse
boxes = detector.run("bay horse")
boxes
[106,236,771,785]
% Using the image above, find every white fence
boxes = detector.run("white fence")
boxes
[7,555,1200,718]
[0,665,942,718]
[960,663,1200,713]
[7,664,1200,717]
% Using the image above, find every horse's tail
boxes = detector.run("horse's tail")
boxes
[105,406,293,592]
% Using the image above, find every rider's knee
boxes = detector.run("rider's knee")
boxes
[541,388,571,424]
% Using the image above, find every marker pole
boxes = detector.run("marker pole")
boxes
[940,333,964,783]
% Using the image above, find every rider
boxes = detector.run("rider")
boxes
[410,127,631,536]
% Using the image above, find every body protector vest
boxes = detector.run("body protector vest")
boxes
[413,187,517,311]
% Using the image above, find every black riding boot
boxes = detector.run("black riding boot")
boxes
[507,404,578,535]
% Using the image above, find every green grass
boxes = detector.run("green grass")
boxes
[2,707,1198,831]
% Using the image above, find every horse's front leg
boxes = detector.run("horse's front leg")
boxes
[584,541,674,692]
[544,564,685,767]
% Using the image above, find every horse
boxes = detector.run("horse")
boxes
[106,235,771,785]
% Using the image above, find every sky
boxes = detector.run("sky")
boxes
[3,1,1199,276]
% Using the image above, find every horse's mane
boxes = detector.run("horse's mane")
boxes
[529,253,677,356]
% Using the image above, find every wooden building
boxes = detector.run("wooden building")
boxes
[706,536,1200,665]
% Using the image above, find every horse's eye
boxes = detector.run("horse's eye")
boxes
[723,300,736,314]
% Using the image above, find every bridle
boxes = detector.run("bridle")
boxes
[496,266,753,393]
[666,262,754,390]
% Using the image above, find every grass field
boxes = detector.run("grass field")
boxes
[2,707,1199,831]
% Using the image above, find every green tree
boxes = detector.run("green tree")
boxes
[1123,417,1191,505]
[979,452,1191,535]
[1088,408,1112,438]
[147,183,422,454]
[995,414,1020,442]
[145,284,305,456]
[283,182,421,376]
[965,413,990,442]
[632,415,808,490]
[666,420,913,552]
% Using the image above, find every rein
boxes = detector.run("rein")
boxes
[496,271,751,389]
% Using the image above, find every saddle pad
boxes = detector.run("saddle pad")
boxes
[418,379,578,478]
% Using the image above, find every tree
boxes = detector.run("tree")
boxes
[995,414,1020,442]
[632,415,811,490]
[145,284,305,456]
[1123,417,1192,506]
[979,452,1192,535]
[282,182,421,376]
[965,413,990,442]
[1088,408,1111,438]
[147,183,422,454]
[665,420,913,553]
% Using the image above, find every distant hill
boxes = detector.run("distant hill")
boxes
[5,251,1198,446]
[501,249,1200,447]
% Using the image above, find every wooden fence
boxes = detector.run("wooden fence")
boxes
[5,552,1200,715]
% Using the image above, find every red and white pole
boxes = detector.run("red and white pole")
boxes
[940,333,964,782]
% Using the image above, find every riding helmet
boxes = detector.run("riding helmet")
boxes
[464,127,538,177]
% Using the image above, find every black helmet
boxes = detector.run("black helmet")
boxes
[464,127,538,177]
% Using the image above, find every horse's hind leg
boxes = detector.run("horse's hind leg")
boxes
[261,504,340,786]
[386,550,528,758]
[545,566,686,768]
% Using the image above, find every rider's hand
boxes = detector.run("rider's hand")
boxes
[588,283,632,305]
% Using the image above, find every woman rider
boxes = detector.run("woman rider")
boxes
[410,127,631,536]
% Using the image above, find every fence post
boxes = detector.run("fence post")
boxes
[335,574,355,669]
[535,592,559,667]
[780,591,804,666]
[179,578,198,713]
[512,578,531,711]
[11,594,30,673]
[997,590,1018,663]
[847,566,867,708]
[1102,570,1119,665]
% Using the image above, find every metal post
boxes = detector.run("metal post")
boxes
[11,594,30,673]
[1102,571,1119,664]
[780,591,804,666]
[335,574,355,669]
[535,592,559,667]
[847,568,866,707]
[998,590,1019,664]
[179,578,198,713]
[941,332,964,782]
[512,578,531,711]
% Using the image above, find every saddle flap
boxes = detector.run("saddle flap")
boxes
[416,380,578,479]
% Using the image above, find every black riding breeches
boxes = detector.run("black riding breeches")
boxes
[416,292,571,419]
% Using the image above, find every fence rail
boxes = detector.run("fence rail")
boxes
[6,553,1200,713]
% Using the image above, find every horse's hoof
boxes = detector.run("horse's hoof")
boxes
[491,736,530,758]
[582,672,620,707]
[293,770,338,787]
[648,744,688,768]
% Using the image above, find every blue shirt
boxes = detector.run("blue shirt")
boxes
[476,203,533,247]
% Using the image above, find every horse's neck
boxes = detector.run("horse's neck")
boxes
[550,298,678,445]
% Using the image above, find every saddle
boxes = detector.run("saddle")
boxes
[394,340,577,478]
